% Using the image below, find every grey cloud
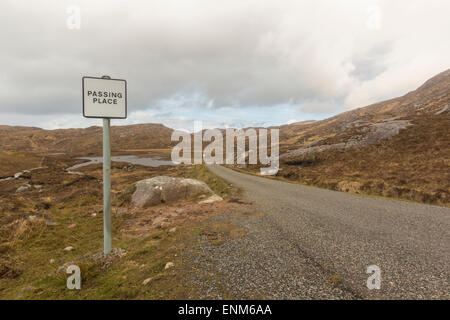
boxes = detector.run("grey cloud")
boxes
[350,43,392,81]
[1,0,450,124]
[300,101,340,114]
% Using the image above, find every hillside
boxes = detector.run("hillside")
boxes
[279,69,450,155]
[251,69,450,205]
[0,123,174,155]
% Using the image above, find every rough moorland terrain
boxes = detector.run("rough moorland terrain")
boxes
[0,123,175,155]
[1,69,449,207]
[0,152,248,299]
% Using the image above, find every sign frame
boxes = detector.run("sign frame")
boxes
[82,76,128,119]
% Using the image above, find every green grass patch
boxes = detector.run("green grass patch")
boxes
[0,202,205,299]
[185,165,241,199]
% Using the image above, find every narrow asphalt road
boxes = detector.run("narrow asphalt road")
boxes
[205,165,449,299]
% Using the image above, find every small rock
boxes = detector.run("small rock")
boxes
[63,246,74,251]
[57,262,74,273]
[16,185,30,193]
[152,216,166,228]
[142,277,153,285]
[91,213,97,217]
[49,259,55,264]
[67,223,77,228]
[28,215,37,220]
[45,220,57,226]
[199,194,223,204]
[169,227,177,233]
[164,262,174,270]
[160,221,170,229]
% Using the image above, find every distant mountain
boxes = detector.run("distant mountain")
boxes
[0,123,174,155]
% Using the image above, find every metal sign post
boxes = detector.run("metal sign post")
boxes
[102,117,112,254]
[101,76,112,255]
[82,75,127,255]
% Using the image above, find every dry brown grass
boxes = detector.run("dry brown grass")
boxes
[200,221,246,246]
[0,152,43,177]
[0,152,245,298]
[277,115,450,205]
[3,218,47,242]
[0,124,175,156]
[0,246,22,279]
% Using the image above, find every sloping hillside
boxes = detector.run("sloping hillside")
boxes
[279,69,450,155]
[248,69,450,205]
[0,123,174,155]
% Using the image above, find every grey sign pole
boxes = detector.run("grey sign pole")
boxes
[83,74,126,255]
[102,75,112,255]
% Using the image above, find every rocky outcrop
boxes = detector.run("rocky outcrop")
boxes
[435,104,449,115]
[131,176,214,208]
[281,119,412,159]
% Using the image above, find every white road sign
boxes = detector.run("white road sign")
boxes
[82,76,127,119]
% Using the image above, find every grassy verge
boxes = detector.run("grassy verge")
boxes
[0,191,206,299]
[1,215,210,299]
[184,165,242,199]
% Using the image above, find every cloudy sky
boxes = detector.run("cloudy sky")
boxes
[1,0,449,131]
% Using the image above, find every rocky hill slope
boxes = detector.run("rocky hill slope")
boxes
[279,69,450,156]
[269,69,450,205]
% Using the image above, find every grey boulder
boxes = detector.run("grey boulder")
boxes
[131,176,214,208]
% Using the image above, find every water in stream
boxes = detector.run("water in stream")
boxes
[66,155,177,171]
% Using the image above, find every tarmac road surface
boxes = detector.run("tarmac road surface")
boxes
[204,165,449,299]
